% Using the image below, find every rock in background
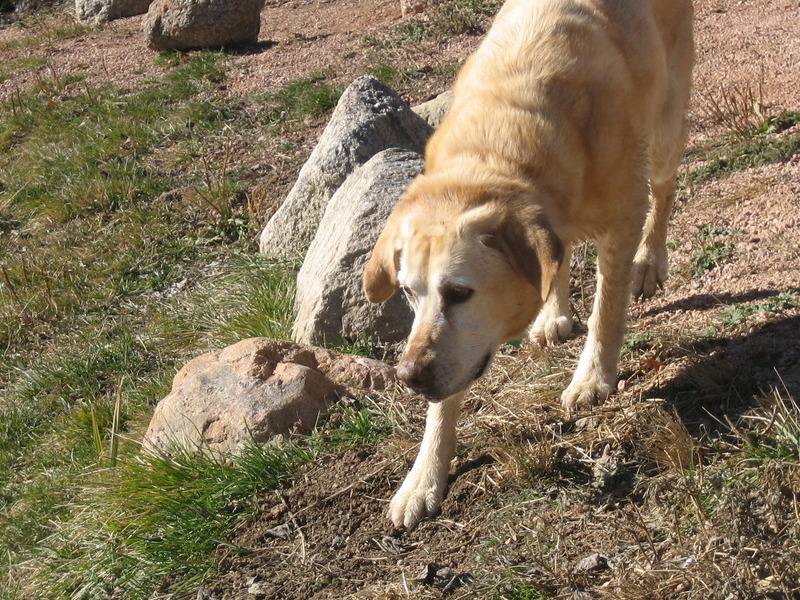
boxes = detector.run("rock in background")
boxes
[143,338,395,457]
[144,0,265,51]
[292,148,421,346]
[412,89,453,129]
[258,75,433,260]
[76,0,150,22]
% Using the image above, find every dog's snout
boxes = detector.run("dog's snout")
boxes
[397,356,434,394]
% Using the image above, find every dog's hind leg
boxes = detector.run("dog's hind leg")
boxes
[529,242,574,346]
[387,391,463,529]
[631,177,676,299]
[632,26,693,299]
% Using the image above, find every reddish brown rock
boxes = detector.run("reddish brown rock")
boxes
[143,338,395,456]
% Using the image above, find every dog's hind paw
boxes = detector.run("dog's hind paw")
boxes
[560,378,613,412]
[387,475,445,529]
[631,246,668,299]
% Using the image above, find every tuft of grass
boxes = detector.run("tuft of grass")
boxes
[390,0,499,42]
[428,0,499,36]
[158,256,298,352]
[29,394,396,598]
[688,224,737,277]
[491,584,555,600]
[262,71,343,127]
[719,290,799,330]
[319,397,396,448]
[187,141,250,244]
[684,110,800,187]
[36,438,314,600]
[696,79,769,138]
[737,388,800,461]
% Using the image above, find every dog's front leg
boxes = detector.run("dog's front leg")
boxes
[388,391,463,529]
[561,232,638,411]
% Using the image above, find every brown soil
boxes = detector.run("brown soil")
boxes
[4,0,799,598]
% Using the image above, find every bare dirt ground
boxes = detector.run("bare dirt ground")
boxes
[3,0,799,598]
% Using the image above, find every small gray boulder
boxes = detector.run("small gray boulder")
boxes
[144,0,265,51]
[412,90,453,129]
[76,0,151,22]
[258,76,433,260]
[292,148,422,346]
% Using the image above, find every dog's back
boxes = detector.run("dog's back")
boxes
[426,0,693,239]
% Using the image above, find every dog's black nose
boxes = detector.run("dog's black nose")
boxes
[397,358,434,394]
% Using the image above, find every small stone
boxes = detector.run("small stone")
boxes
[247,581,274,597]
[264,524,291,540]
[413,563,436,583]
[574,416,598,431]
[573,552,611,574]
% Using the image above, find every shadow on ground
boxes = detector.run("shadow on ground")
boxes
[649,311,800,431]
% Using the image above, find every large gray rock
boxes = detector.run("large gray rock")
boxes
[144,0,265,51]
[292,149,421,346]
[76,0,151,22]
[258,76,433,260]
[142,338,395,456]
[412,90,453,129]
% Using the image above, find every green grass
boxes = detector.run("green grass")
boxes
[0,48,311,597]
[491,584,555,600]
[22,394,394,599]
[34,439,315,600]
[0,16,301,600]
[0,38,406,595]
[261,71,343,127]
[688,224,737,277]
[719,290,799,330]
[684,110,800,187]
[158,256,298,351]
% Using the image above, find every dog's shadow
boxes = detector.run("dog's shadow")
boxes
[592,294,800,504]
[639,288,786,318]
[645,302,800,431]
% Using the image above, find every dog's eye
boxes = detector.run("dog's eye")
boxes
[400,285,415,301]
[443,285,474,305]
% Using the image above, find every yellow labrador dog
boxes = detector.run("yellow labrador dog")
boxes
[364,0,693,528]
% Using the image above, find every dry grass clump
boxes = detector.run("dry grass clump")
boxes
[695,77,769,138]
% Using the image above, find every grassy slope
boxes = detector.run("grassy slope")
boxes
[0,28,313,599]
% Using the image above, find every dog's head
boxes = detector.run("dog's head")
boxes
[364,176,563,400]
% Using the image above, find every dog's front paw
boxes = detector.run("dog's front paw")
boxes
[631,245,668,299]
[560,376,614,412]
[530,309,573,346]
[387,472,446,529]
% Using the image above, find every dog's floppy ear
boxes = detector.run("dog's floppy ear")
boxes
[479,208,564,301]
[363,217,401,303]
